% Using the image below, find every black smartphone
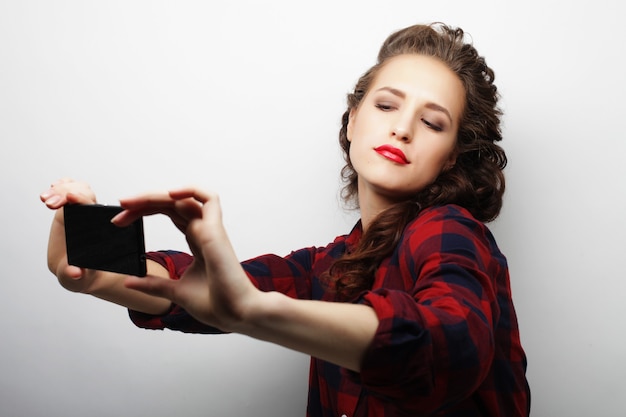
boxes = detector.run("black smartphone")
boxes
[64,204,147,276]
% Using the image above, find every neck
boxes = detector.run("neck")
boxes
[357,188,397,232]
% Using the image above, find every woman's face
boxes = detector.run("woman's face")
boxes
[347,54,465,208]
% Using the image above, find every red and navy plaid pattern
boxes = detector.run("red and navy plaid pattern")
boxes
[129,204,530,416]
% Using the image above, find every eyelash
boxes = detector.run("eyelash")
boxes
[422,119,443,132]
[375,103,394,111]
[375,103,443,132]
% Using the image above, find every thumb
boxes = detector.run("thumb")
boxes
[62,265,84,280]
[124,275,177,301]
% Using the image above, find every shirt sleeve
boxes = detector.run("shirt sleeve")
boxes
[128,250,224,334]
[351,206,503,414]
[128,247,320,333]
[240,246,321,300]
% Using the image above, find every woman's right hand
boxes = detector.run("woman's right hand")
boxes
[40,178,97,210]
[40,178,99,293]
[40,179,173,314]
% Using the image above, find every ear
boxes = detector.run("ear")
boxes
[346,109,356,142]
[444,152,457,171]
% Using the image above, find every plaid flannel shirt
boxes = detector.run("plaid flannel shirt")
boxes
[129,204,530,417]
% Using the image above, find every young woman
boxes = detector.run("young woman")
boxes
[41,23,530,417]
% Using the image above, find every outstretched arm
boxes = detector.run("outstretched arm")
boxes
[116,187,379,372]
[40,179,172,315]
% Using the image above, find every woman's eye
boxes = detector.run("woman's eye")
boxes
[422,119,443,132]
[375,103,394,111]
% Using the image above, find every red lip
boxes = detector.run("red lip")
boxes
[374,145,409,164]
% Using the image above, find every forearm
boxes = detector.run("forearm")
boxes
[46,211,69,276]
[86,261,172,315]
[239,291,379,372]
[115,187,378,368]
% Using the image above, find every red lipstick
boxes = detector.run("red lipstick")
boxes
[374,145,409,164]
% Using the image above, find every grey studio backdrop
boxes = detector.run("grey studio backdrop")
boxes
[1,1,624,416]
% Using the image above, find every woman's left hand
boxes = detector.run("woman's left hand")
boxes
[114,187,379,372]
[113,187,260,332]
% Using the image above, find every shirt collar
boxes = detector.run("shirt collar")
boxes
[345,220,363,253]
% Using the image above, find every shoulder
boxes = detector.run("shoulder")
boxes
[401,204,502,261]
[408,204,485,235]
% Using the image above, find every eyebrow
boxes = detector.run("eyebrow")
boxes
[374,86,454,123]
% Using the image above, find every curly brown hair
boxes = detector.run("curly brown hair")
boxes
[325,23,507,300]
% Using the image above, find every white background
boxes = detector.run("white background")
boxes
[1,1,624,416]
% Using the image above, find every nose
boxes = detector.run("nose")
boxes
[391,113,414,142]
[391,124,413,142]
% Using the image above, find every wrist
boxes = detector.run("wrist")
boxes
[228,290,286,335]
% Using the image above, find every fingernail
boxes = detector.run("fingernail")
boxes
[110,212,123,224]
[46,195,61,206]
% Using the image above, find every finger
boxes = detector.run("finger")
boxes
[66,191,95,204]
[43,192,92,209]
[174,198,204,221]
[115,191,206,228]
[61,264,84,280]
[41,179,96,208]
[119,188,214,209]
[118,191,174,208]
[115,192,176,222]
[40,192,65,208]
[40,182,68,207]
[169,187,214,205]
[124,274,178,302]
[169,188,223,228]
[112,203,194,230]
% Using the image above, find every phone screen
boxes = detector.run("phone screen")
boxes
[64,204,147,276]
